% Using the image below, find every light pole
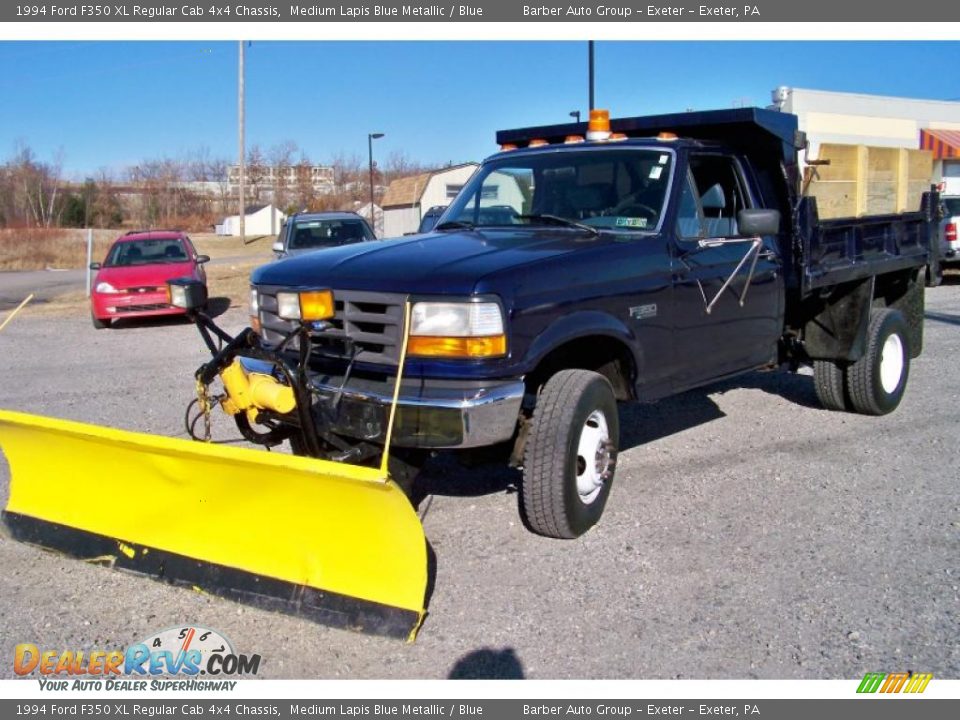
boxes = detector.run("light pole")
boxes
[570,111,581,123]
[588,40,595,110]
[368,132,384,235]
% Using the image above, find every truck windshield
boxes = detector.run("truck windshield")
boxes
[443,147,674,232]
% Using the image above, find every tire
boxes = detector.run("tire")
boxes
[521,369,619,539]
[813,360,850,411]
[91,314,110,329]
[845,308,910,416]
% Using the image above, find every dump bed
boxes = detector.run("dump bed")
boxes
[796,193,936,294]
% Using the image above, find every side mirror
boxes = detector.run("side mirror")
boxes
[167,277,208,311]
[272,241,285,253]
[738,208,781,236]
[89,262,101,270]
[195,254,210,264]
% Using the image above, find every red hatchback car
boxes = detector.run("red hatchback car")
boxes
[90,231,209,328]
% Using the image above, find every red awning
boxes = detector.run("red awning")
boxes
[920,128,960,159]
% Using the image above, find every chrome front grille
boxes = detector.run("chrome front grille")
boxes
[256,286,406,365]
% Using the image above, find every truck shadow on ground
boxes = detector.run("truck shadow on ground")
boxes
[924,310,960,327]
[447,647,526,679]
[413,369,822,504]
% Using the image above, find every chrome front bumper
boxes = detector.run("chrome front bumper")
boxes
[307,376,526,449]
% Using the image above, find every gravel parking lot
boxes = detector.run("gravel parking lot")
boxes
[1,281,958,680]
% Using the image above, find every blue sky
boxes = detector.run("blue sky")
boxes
[1,41,957,179]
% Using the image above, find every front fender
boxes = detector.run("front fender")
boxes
[523,310,641,374]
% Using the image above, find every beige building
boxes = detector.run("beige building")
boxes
[381,164,479,238]
[774,86,960,195]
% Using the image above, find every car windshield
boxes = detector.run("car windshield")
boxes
[287,220,372,249]
[443,147,674,233]
[943,197,960,216]
[105,238,189,267]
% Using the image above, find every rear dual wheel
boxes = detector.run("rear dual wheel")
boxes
[813,308,909,416]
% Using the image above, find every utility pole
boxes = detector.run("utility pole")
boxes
[238,41,246,242]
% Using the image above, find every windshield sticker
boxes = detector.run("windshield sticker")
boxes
[659,154,669,165]
[649,166,664,180]
[616,217,648,228]
[303,222,321,227]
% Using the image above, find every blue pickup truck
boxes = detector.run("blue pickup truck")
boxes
[179,108,938,540]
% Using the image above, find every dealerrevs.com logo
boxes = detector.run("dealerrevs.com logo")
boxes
[14,626,261,691]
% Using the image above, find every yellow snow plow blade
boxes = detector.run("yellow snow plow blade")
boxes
[0,409,427,640]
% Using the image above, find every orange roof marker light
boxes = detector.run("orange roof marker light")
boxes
[499,143,518,152]
[564,135,585,144]
[609,133,628,141]
[528,138,549,147]
[657,132,679,141]
[587,109,611,141]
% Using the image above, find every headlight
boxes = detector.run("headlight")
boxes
[95,282,119,294]
[166,278,207,310]
[410,302,503,337]
[276,290,335,322]
[249,287,259,314]
[408,301,507,358]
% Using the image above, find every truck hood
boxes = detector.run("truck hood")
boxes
[251,228,615,294]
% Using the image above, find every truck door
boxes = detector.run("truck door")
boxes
[670,154,783,389]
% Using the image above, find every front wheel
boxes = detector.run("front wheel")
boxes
[521,369,619,539]
[846,308,910,416]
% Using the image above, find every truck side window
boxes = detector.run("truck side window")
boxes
[689,155,749,237]
[675,172,704,239]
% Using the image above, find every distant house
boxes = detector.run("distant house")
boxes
[381,164,478,238]
[217,204,286,236]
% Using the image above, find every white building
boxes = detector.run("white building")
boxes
[217,204,286,237]
[381,164,479,238]
[227,164,335,197]
[774,86,960,194]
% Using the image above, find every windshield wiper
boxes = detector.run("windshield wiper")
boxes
[517,214,599,237]
[435,220,475,231]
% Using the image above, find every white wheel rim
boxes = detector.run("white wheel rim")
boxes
[879,333,904,394]
[575,409,612,505]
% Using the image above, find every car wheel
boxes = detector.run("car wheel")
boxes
[521,369,619,539]
[845,308,910,416]
[813,360,850,411]
[91,314,111,329]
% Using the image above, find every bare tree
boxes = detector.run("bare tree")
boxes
[246,145,268,205]
[7,142,66,227]
[268,140,298,211]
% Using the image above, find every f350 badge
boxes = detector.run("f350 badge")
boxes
[629,304,658,320]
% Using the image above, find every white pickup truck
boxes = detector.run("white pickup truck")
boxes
[941,196,960,265]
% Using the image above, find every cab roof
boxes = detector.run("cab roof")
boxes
[495,107,805,168]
